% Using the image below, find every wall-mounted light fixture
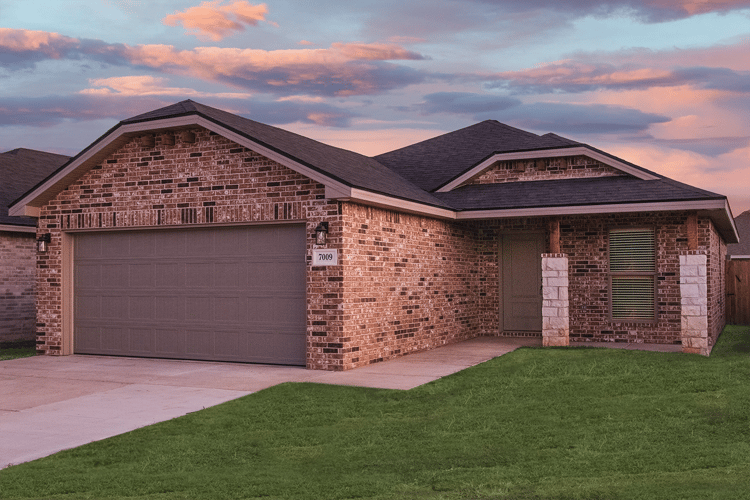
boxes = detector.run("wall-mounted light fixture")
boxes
[37,233,51,253]
[314,222,329,246]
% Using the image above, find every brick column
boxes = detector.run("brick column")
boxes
[542,253,569,347]
[680,252,709,355]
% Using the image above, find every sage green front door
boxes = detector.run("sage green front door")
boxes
[500,233,543,332]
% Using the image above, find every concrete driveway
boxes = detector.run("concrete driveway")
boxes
[0,336,540,469]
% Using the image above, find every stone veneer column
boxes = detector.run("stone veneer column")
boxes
[542,253,569,347]
[680,252,709,355]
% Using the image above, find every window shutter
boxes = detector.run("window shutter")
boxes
[610,228,656,320]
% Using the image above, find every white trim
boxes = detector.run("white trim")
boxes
[345,188,456,219]
[454,199,729,220]
[0,224,36,233]
[437,146,659,192]
[729,255,750,260]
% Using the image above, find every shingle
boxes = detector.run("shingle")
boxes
[1,149,70,227]
[433,176,725,211]
[374,121,582,192]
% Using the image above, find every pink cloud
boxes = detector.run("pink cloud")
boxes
[163,1,271,41]
[0,28,78,58]
[80,75,251,98]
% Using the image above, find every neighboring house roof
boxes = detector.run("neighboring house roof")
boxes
[727,211,750,257]
[0,148,70,231]
[8,100,738,243]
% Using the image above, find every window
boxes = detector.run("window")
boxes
[609,228,656,320]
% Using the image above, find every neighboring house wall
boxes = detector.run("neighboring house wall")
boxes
[0,232,36,342]
[465,156,624,185]
[35,128,337,365]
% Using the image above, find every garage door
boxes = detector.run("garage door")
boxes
[73,224,306,365]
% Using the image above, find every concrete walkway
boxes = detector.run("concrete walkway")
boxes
[0,336,682,469]
[0,336,538,469]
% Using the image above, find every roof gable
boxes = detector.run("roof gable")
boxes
[10,100,449,217]
[374,121,660,193]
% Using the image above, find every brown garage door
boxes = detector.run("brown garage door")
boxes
[74,224,306,365]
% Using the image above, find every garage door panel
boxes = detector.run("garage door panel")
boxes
[154,329,180,355]
[129,263,154,288]
[101,264,127,289]
[155,263,180,288]
[75,224,306,365]
[75,294,101,319]
[129,328,154,354]
[129,296,155,320]
[101,295,126,319]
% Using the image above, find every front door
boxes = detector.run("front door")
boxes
[501,233,543,331]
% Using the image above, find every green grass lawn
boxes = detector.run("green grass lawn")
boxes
[0,341,35,361]
[1,328,749,500]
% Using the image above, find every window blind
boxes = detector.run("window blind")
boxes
[609,228,656,320]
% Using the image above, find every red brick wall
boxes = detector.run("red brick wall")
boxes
[706,219,727,345]
[0,232,36,341]
[465,156,624,185]
[336,203,480,370]
[35,127,340,367]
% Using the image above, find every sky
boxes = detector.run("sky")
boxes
[1,0,749,215]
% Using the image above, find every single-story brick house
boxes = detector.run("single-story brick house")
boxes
[1,148,70,342]
[9,100,738,369]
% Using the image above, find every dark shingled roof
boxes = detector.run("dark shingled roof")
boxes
[727,211,750,256]
[433,175,726,212]
[374,120,582,192]
[123,100,449,208]
[1,148,70,227]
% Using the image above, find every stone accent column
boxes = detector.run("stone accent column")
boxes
[680,252,709,355]
[542,253,569,347]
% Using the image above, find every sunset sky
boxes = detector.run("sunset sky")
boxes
[1,0,749,214]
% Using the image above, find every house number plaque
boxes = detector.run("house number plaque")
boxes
[312,248,338,266]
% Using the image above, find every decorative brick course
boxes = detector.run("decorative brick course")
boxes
[0,232,36,341]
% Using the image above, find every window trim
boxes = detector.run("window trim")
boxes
[608,226,658,322]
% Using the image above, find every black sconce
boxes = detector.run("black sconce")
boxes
[37,233,51,253]
[314,222,328,246]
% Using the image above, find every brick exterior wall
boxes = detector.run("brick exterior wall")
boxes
[706,219,727,345]
[0,232,36,342]
[35,127,339,365]
[465,156,624,185]
[334,203,479,370]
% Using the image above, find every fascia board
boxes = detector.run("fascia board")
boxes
[438,146,659,192]
[337,188,456,219]
[454,199,728,219]
[0,224,36,233]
